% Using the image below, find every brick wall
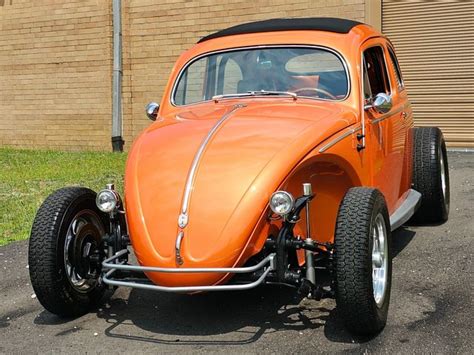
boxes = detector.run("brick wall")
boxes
[0,0,112,151]
[0,0,365,151]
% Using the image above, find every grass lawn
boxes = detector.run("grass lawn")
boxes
[0,148,127,246]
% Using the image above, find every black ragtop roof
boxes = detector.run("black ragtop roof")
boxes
[198,17,363,43]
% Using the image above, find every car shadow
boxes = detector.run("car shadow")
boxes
[97,285,337,346]
[391,227,416,258]
[36,228,417,346]
[34,311,75,326]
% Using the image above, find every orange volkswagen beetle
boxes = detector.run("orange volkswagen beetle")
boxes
[29,18,450,335]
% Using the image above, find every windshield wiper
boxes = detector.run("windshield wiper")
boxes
[212,90,297,102]
[248,90,298,100]
[212,92,255,102]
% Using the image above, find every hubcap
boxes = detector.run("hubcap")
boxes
[64,210,104,292]
[372,213,388,307]
[439,146,447,201]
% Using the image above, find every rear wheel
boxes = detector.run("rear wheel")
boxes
[410,127,450,224]
[334,187,392,335]
[28,187,108,317]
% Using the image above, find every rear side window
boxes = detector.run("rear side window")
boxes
[363,46,391,101]
[388,46,404,90]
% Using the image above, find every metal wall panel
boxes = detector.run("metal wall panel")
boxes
[383,1,474,147]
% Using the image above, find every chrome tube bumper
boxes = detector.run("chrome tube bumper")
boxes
[101,249,276,292]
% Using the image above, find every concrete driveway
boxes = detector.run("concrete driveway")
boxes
[1,152,472,354]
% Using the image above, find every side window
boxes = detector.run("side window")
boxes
[388,46,404,90]
[363,46,391,101]
[363,62,373,100]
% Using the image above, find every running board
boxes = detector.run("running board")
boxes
[390,189,422,231]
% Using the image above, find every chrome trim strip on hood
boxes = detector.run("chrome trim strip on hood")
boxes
[318,125,362,153]
[178,103,247,229]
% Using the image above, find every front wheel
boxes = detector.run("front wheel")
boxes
[28,187,108,317]
[334,187,392,335]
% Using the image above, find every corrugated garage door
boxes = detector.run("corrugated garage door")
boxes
[383,1,474,147]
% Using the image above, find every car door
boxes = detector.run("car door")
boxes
[361,40,404,214]
[386,43,413,203]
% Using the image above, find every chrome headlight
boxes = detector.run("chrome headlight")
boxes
[96,189,119,213]
[269,191,295,216]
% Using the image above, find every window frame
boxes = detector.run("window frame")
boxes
[171,45,351,107]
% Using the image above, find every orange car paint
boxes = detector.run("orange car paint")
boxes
[124,24,413,287]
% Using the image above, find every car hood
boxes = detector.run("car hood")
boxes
[125,99,355,282]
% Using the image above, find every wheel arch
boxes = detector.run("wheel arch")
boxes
[281,153,363,244]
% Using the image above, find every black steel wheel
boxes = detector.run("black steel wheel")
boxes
[28,187,108,317]
[410,127,450,224]
[334,187,392,336]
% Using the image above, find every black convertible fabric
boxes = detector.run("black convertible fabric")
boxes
[198,17,363,43]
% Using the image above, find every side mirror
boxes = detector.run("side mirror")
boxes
[365,93,392,114]
[146,102,160,121]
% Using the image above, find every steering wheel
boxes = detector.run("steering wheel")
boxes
[293,87,337,100]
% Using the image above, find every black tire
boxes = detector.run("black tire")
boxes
[28,187,108,317]
[410,127,450,224]
[334,187,392,336]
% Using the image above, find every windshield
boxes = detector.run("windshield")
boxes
[173,47,349,106]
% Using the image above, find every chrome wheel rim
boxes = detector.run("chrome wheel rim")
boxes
[372,213,388,307]
[439,147,447,201]
[63,210,104,292]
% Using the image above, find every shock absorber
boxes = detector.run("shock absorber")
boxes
[303,183,316,285]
